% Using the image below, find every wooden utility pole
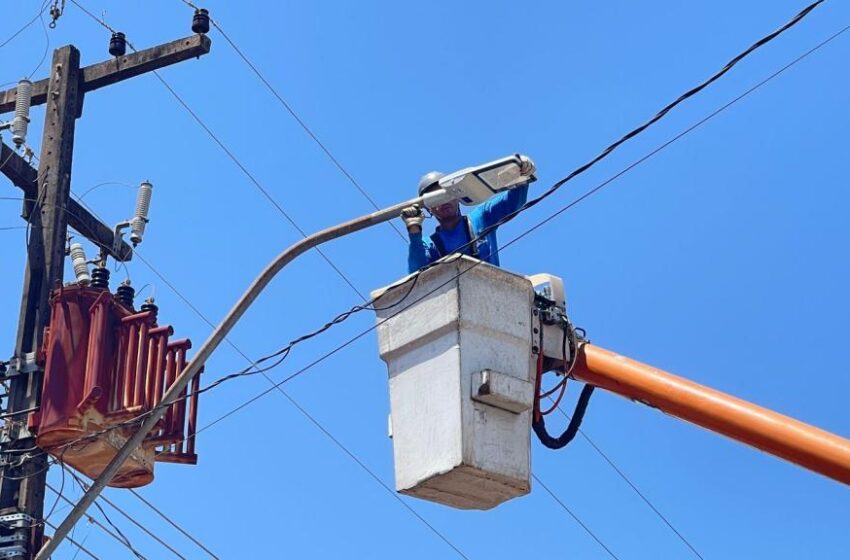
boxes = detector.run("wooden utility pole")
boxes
[0,33,211,559]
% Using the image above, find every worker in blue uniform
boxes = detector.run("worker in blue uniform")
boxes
[401,164,533,274]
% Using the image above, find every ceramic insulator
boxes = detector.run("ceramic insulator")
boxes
[130,181,152,245]
[69,243,91,285]
[11,79,32,147]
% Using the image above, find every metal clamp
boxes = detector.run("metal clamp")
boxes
[2,354,39,379]
[0,532,27,544]
[0,546,26,559]
[0,514,34,529]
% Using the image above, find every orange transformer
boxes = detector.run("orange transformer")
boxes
[29,284,203,488]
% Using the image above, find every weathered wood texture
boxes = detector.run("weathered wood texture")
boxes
[1,143,133,261]
[5,46,83,558]
[0,34,211,114]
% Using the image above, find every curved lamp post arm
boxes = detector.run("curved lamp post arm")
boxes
[36,191,445,559]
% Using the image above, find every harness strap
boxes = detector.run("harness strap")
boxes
[430,216,479,258]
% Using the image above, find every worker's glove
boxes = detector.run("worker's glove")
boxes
[518,155,536,177]
[400,204,425,232]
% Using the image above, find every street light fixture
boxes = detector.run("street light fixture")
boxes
[440,154,536,205]
[37,153,538,559]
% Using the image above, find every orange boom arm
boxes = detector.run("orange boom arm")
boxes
[571,344,850,485]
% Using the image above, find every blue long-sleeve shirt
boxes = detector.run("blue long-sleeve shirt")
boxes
[407,184,529,273]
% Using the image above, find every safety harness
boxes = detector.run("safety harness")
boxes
[430,216,480,259]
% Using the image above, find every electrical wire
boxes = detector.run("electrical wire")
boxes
[128,489,222,560]
[387,0,828,279]
[7,10,844,467]
[69,523,95,560]
[174,0,407,242]
[6,9,465,557]
[533,473,622,560]
[28,10,51,79]
[59,196,469,559]
[67,0,370,302]
[551,402,706,560]
[16,4,837,557]
[0,0,51,50]
[69,474,148,560]
[57,465,189,560]
[47,482,146,559]
[45,519,102,560]
[36,2,832,405]
[153,0,841,406]
[175,19,848,558]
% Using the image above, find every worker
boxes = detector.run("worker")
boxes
[401,160,534,274]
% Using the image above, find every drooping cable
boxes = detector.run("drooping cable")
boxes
[0,0,51,50]
[533,384,595,450]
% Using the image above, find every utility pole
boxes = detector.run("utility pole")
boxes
[0,33,211,559]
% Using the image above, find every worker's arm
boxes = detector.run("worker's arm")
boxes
[402,204,436,273]
[408,232,436,273]
[478,182,530,228]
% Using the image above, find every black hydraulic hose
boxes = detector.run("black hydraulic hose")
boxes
[533,384,595,450]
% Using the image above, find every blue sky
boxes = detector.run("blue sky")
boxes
[2,1,850,558]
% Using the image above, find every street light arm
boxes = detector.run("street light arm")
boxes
[36,191,442,559]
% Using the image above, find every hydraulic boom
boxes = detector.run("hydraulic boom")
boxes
[571,344,850,485]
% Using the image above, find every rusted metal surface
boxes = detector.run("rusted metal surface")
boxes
[572,344,850,485]
[33,285,202,487]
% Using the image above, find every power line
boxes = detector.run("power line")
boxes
[63,194,471,559]
[173,0,842,408]
[179,17,849,555]
[68,472,149,560]
[533,473,622,560]
[128,489,222,560]
[8,9,844,480]
[0,193,219,559]
[28,8,50,78]
[550,400,705,559]
[45,519,102,560]
[67,0,369,302]
[25,0,830,409]
[144,70,369,302]
[69,523,95,560]
[46,482,148,559]
[175,0,407,242]
[94,494,185,559]
[0,0,51,50]
[29,3,835,557]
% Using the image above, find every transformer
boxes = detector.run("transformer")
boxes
[30,284,203,488]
